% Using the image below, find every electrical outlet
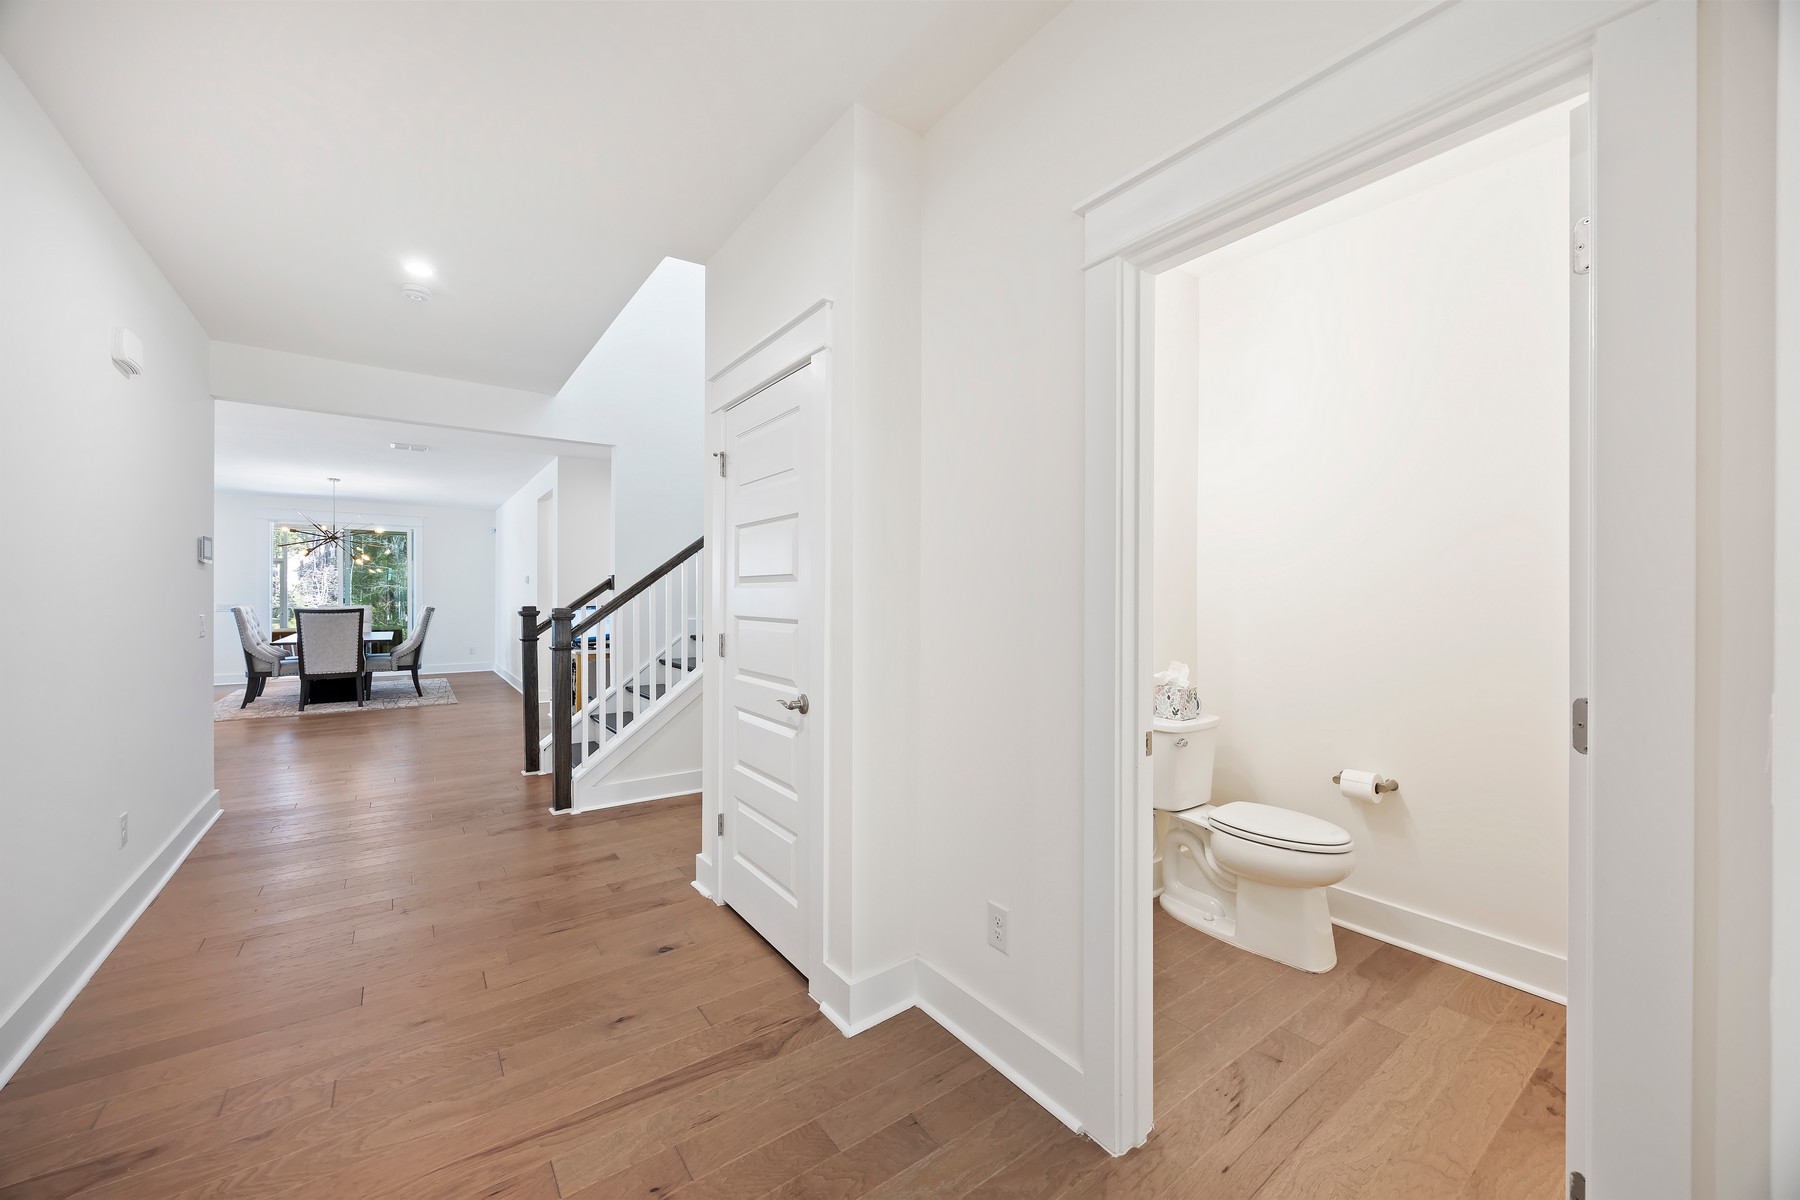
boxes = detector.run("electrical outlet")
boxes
[119,813,128,849]
[987,902,1009,955]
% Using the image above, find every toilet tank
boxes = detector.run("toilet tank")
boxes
[1152,714,1220,812]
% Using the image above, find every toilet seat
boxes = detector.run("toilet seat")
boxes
[1194,801,1353,855]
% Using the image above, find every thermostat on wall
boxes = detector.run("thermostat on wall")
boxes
[111,327,144,377]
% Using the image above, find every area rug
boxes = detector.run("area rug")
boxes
[215,676,458,721]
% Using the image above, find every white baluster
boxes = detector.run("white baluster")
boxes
[634,588,644,719]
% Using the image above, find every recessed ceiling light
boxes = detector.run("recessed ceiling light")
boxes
[402,259,435,279]
[400,283,433,302]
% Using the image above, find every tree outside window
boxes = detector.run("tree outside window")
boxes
[271,525,412,644]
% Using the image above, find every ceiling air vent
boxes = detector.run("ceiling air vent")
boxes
[389,442,430,453]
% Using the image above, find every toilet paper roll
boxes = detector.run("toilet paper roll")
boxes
[1338,769,1383,804]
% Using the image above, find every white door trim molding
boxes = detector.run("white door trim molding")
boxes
[1078,7,1695,1193]
[699,301,834,989]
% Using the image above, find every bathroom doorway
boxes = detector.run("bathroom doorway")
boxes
[1076,5,1697,1185]
[1139,98,1583,1193]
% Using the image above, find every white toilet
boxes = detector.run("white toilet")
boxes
[1152,714,1355,973]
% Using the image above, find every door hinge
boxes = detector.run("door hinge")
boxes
[718,632,726,657]
[716,451,728,477]
[1570,1171,1586,1200]
[1572,697,1589,755]
[1146,731,1153,757]
[717,813,724,836]
[1572,216,1592,275]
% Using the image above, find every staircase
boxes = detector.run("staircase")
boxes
[519,538,704,813]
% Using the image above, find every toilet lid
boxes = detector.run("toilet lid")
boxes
[1206,802,1353,854]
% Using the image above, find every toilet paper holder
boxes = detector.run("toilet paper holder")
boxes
[1333,771,1399,794]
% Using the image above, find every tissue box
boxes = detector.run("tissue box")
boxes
[1154,684,1201,721]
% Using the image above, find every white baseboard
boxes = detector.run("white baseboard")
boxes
[1327,886,1567,1004]
[691,856,718,902]
[814,959,919,1037]
[0,789,221,1088]
[799,955,1083,1134]
[573,769,702,813]
[912,961,1086,1135]
[495,665,524,693]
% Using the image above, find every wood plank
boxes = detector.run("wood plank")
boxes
[761,1116,939,1200]
[0,675,1568,1199]
[1359,995,1564,1198]
[1457,1028,1568,1200]
[1246,1004,1490,1198]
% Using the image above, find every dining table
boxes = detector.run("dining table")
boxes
[271,629,394,702]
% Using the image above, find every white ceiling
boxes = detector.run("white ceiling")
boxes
[214,399,602,509]
[0,1,1062,392]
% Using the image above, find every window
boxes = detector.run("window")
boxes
[271,525,414,642]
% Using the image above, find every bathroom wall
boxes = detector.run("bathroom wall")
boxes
[1154,270,1201,676]
[1175,110,1571,997]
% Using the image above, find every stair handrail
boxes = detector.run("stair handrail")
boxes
[535,576,616,636]
[519,575,615,774]
[569,537,704,639]
[550,536,704,812]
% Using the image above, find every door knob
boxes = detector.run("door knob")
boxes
[777,693,810,715]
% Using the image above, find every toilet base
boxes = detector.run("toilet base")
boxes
[1159,877,1339,974]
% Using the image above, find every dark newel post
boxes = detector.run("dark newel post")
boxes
[550,607,574,813]
[519,605,540,774]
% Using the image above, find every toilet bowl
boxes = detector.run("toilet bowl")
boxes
[1152,716,1355,973]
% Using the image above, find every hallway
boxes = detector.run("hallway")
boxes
[0,675,1561,1197]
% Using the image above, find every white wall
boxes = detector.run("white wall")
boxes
[705,106,923,990]
[914,0,1410,1068]
[554,455,613,610]
[0,53,216,1079]
[554,260,702,582]
[211,490,498,683]
[494,462,559,689]
[1172,122,1570,994]
[211,255,704,583]
[1152,270,1199,676]
[491,455,614,695]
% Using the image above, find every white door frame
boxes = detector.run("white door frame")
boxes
[696,301,834,995]
[1076,4,1696,1194]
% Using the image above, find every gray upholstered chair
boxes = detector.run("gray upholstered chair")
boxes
[295,606,366,711]
[364,606,434,696]
[232,606,299,708]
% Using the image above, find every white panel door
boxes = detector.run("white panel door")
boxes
[718,365,812,970]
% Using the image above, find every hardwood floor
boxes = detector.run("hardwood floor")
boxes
[0,672,1565,1197]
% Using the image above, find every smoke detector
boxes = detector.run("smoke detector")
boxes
[401,282,433,302]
